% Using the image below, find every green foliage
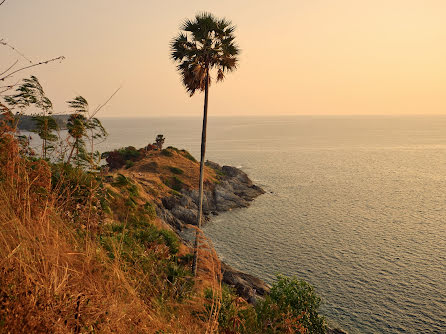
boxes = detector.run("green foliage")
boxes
[169,189,182,197]
[159,229,180,254]
[66,113,87,166]
[163,175,183,191]
[67,95,89,114]
[171,176,183,191]
[212,168,226,178]
[181,149,197,162]
[4,76,52,111]
[5,76,57,159]
[204,275,326,334]
[32,115,58,156]
[143,201,156,219]
[161,149,173,157]
[204,285,257,334]
[166,146,179,152]
[170,12,239,96]
[66,96,108,170]
[155,134,165,150]
[113,173,131,187]
[118,146,140,159]
[165,263,194,301]
[168,166,184,175]
[256,275,326,333]
[50,162,110,224]
[112,174,140,211]
[99,193,193,303]
[103,146,144,170]
[125,160,135,169]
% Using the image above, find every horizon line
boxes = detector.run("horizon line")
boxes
[94,113,446,119]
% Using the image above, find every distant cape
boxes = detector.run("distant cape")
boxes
[2,114,71,131]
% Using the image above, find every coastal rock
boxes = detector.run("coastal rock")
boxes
[154,161,271,305]
[157,161,264,230]
[221,262,270,304]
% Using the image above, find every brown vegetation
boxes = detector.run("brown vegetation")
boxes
[105,146,218,203]
[0,120,223,333]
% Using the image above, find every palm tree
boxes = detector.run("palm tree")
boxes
[170,12,239,275]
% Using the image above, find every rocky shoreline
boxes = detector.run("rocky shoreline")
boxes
[155,161,270,301]
[156,162,265,231]
[154,160,347,334]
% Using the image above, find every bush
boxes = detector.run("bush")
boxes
[181,149,197,162]
[204,285,257,334]
[159,229,180,255]
[104,146,144,170]
[161,149,173,157]
[168,166,184,175]
[256,275,326,333]
[166,146,180,152]
[163,176,183,192]
[143,201,156,219]
[113,173,131,187]
[165,263,194,301]
[204,275,326,334]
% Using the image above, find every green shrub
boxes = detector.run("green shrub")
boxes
[113,173,130,187]
[163,176,183,192]
[127,183,139,198]
[141,161,158,172]
[165,263,194,302]
[143,202,156,219]
[125,160,135,169]
[118,146,141,159]
[169,189,182,197]
[256,275,326,333]
[134,227,162,246]
[159,229,179,255]
[161,149,173,157]
[171,176,183,191]
[50,162,110,224]
[180,149,197,162]
[179,253,194,265]
[168,166,184,175]
[203,275,326,334]
[203,285,257,334]
[166,146,180,152]
[104,146,143,170]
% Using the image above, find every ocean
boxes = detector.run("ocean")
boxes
[41,116,446,333]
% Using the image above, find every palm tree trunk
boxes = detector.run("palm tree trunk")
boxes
[192,69,209,276]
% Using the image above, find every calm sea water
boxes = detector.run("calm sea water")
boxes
[96,116,445,333]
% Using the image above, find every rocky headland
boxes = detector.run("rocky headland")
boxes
[105,146,347,333]
[156,161,269,303]
[156,161,265,231]
[105,146,268,302]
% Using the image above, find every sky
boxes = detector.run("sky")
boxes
[1,0,446,117]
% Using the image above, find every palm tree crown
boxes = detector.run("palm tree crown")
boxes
[170,12,239,96]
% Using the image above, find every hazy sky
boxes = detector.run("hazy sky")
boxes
[1,1,445,117]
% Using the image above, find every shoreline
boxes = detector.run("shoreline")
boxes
[104,147,348,333]
[154,160,348,334]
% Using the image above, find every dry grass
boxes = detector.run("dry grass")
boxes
[114,148,218,203]
[0,129,223,333]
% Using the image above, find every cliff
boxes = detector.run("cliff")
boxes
[105,146,268,302]
[157,162,265,230]
[104,146,347,334]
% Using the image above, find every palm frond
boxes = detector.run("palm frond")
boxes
[67,96,89,114]
[170,12,239,95]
